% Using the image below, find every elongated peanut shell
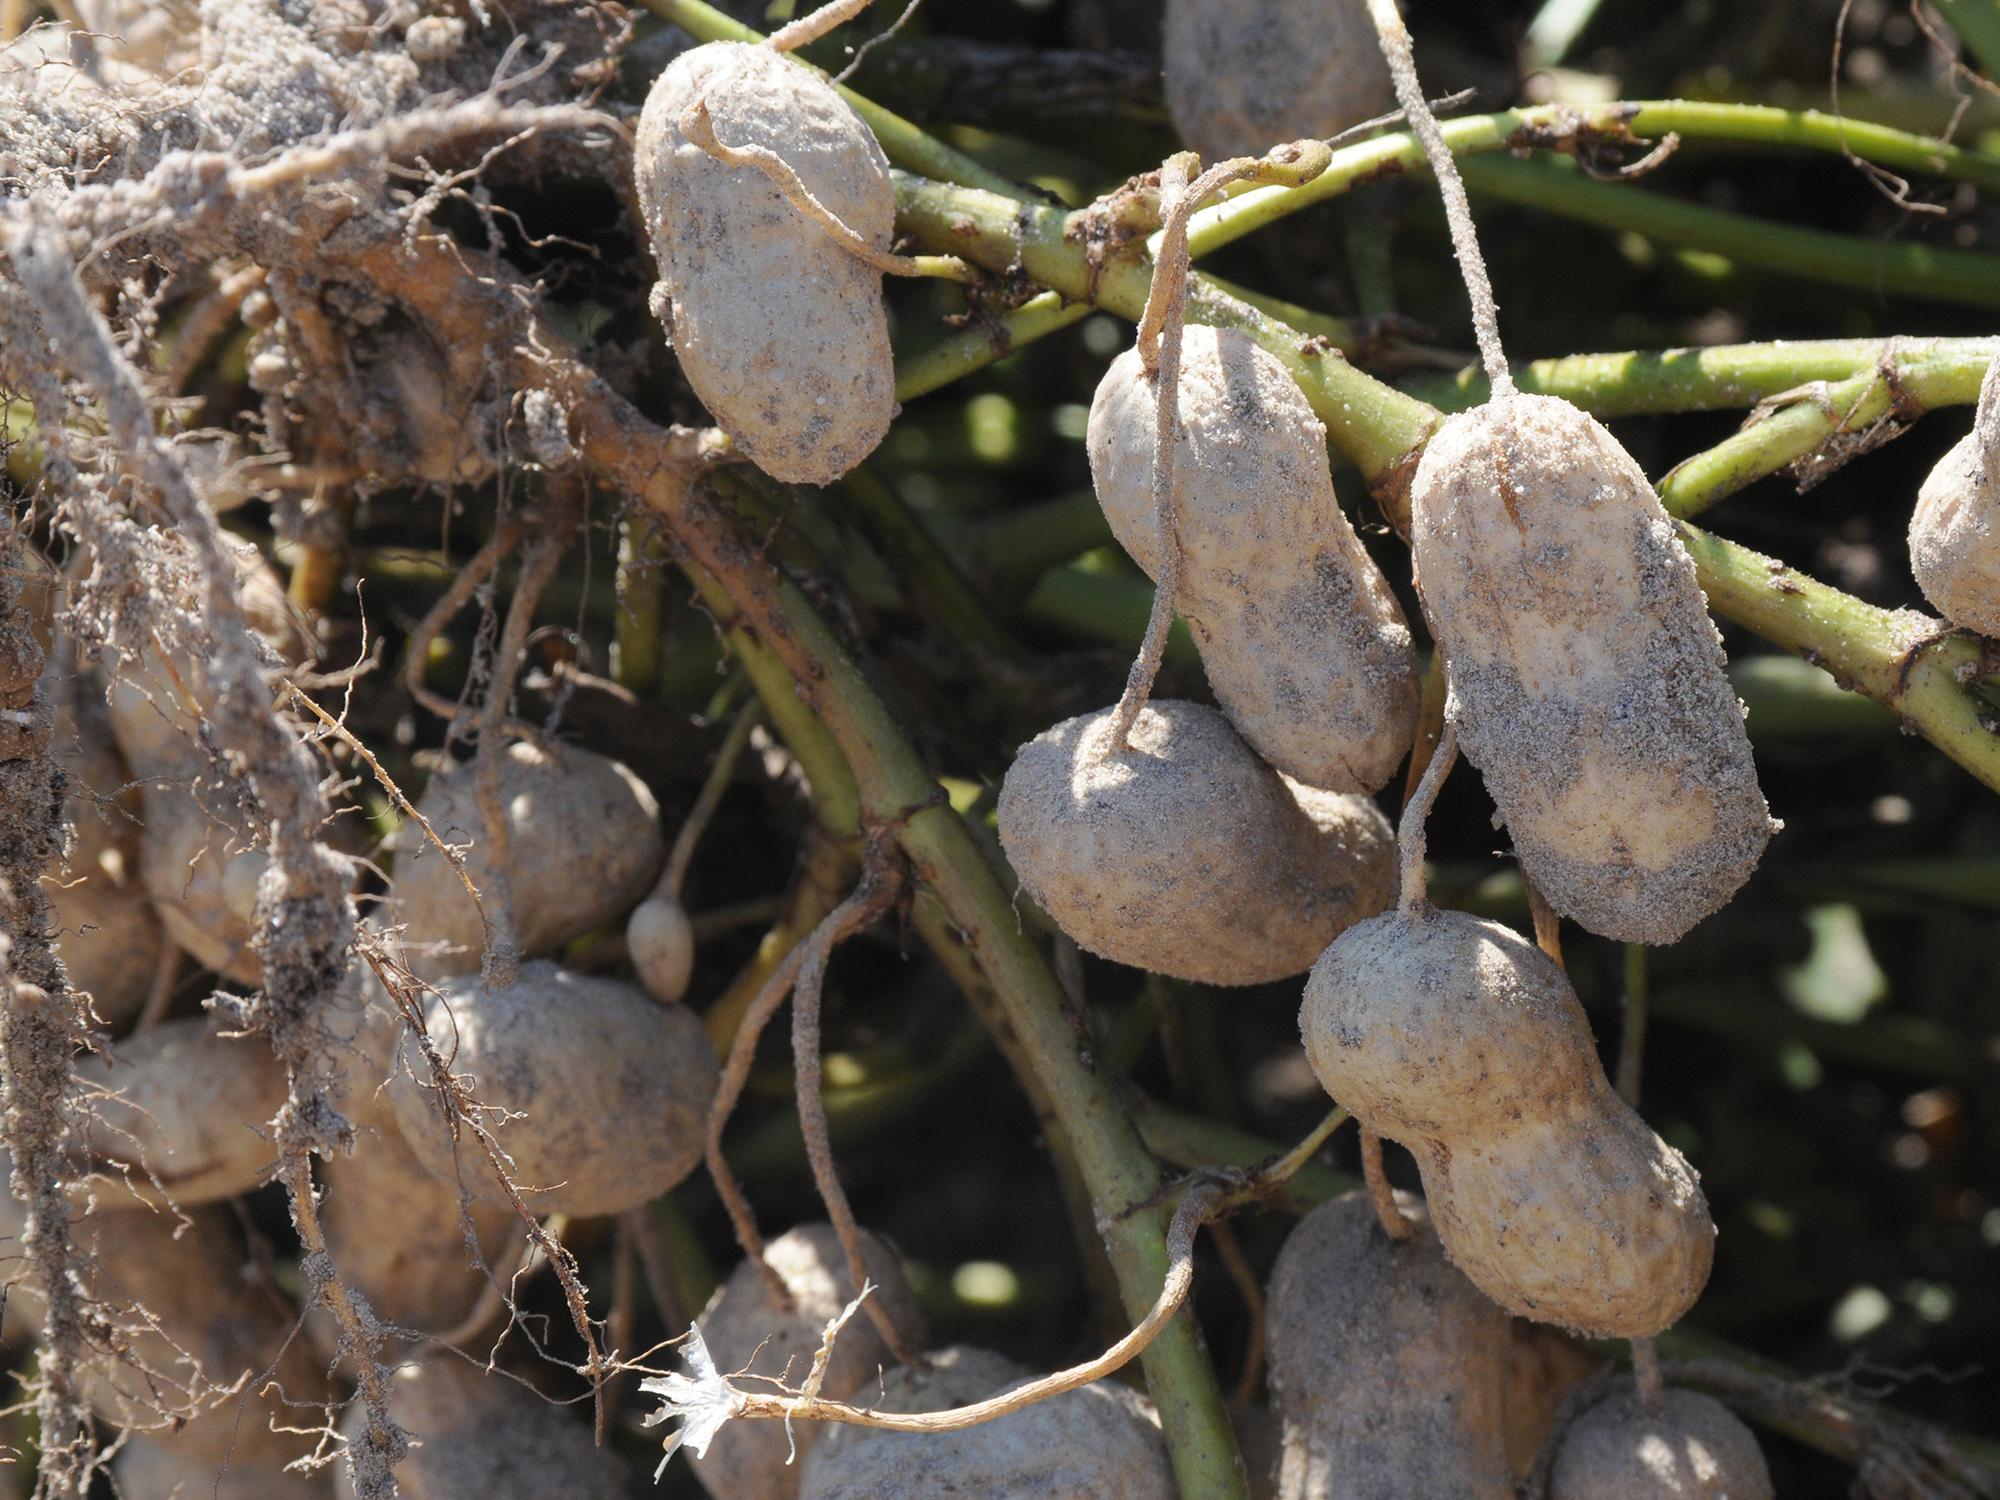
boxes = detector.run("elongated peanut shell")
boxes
[1089,325,1419,792]
[1910,360,2000,635]
[1411,393,1771,943]
[390,739,663,980]
[692,1222,925,1500]
[391,961,716,1219]
[1551,1390,1772,1500]
[636,41,894,485]
[998,700,1394,986]
[1163,0,1396,162]
[1268,1191,1514,1499]
[1300,907,1714,1337]
[800,1344,1174,1500]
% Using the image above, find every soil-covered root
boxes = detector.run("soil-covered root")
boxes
[1267,1190,1515,1498]
[1087,325,1418,793]
[998,700,1395,985]
[333,1355,631,1500]
[635,40,896,485]
[1162,0,1395,161]
[1410,392,1773,944]
[1299,906,1714,1338]
[389,960,716,1219]
[798,1344,1175,1499]
[1550,1389,1773,1499]
[1910,359,2000,636]
[74,1013,288,1209]
[388,739,664,981]
[41,640,162,1029]
[691,1221,925,1500]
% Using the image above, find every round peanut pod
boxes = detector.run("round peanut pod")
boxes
[1410,393,1772,944]
[334,1355,630,1500]
[75,1013,289,1209]
[635,41,894,485]
[998,700,1395,986]
[9,1203,329,1466]
[1162,0,1395,162]
[1910,358,2000,636]
[389,961,717,1219]
[1550,1390,1773,1500]
[320,1122,520,1341]
[104,536,312,984]
[1088,324,1419,793]
[1299,906,1714,1337]
[799,1344,1176,1500]
[43,650,163,1028]
[114,1433,331,1500]
[626,893,696,1004]
[691,1222,925,1500]
[389,739,664,980]
[1267,1190,1515,1499]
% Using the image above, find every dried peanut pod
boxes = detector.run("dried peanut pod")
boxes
[390,961,716,1219]
[691,1222,925,1500]
[2,1202,328,1466]
[1910,359,2000,636]
[635,41,894,485]
[43,649,163,1028]
[800,1344,1175,1500]
[104,536,314,983]
[1411,393,1771,943]
[76,1014,288,1209]
[115,1434,330,1500]
[1299,906,1714,1337]
[998,700,1394,986]
[1162,0,1395,162]
[1268,1190,1514,1499]
[1088,325,1419,792]
[321,1123,519,1340]
[390,739,664,980]
[335,1356,630,1500]
[1551,1390,1772,1500]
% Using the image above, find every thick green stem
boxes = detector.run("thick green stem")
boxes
[1459,152,2000,309]
[1657,340,1993,516]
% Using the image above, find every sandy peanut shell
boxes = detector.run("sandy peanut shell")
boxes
[1503,1323,1605,1482]
[390,739,664,980]
[0,1200,328,1466]
[998,700,1395,986]
[800,1344,1175,1499]
[43,649,162,1027]
[76,1014,288,1209]
[636,41,894,485]
[335,1356,630,1500]
[390,961,716,1219]
[114,1434,331,1500]
[1551,1390,1773,1500]
[1300,907,1714,1337]
[1411,392,1771,943]
[1910,374,2000,635]
[1162,0,1396,162]
[321,1122,519,1340]
[1089,326,1419,792]
[691,1222,925,1500]
[1268,1191,1514,1499]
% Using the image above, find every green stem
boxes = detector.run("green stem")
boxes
[1022,563,1201,671]
[1934,0,2000,83]
[1459,152,2000,309]
[896,293,1091,404]
[1406,335,2000,418]
[969,488,1113,591]
[1658,341,1990,517]
[613,511,665,692]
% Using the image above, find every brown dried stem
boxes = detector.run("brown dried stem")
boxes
[1396,719,1458,912]
[765,0,875,54]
